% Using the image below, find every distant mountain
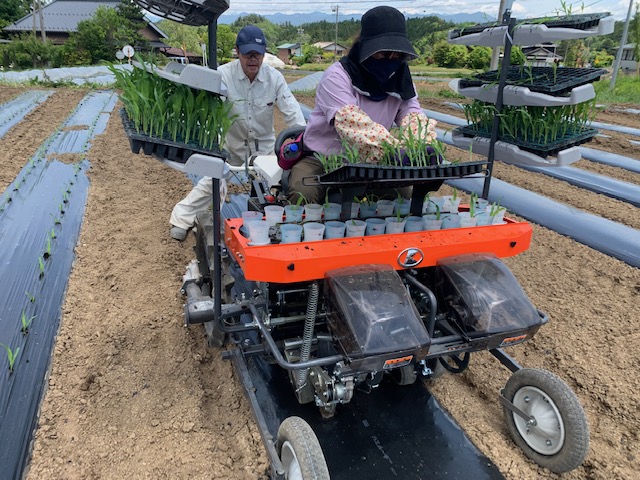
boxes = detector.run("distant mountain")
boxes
[218,11,489,26]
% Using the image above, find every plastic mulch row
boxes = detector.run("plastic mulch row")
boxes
[119,109,227,164]
[451,12,611,36]
[318,161,487,185]
[459,67,608,95]
[456,125,598,158]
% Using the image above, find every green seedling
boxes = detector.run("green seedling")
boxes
[452,187,458,201]
[44,237,52,259]
[50,228,56,240]
[469,193,477,218]
[1,344,20,372]
[489,200,506,217]
[21,312,36,334]
[62,192,69,204]
[59,204,65,215]
[38,256,45,278]
[25,291,35,303]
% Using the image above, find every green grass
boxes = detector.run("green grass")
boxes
[409,65,474,78]
[416,87,465,100]
[594,75,640,105]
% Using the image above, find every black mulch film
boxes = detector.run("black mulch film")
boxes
[459,67,608,96]
[450,12,611,37]
[246,353,504,480]
[455,125,598,158]
[120,108,228,163]
[0,91,116,480]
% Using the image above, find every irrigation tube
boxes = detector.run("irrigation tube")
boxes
[516,165,640,207]
[578,147,640,174]
[436,128,640,207]
[447,176,640,268]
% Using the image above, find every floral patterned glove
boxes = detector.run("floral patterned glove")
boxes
[334,105,399,164]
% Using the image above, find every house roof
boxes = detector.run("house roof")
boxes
[4,0,166,38]
[276,43,300,49]
[312,41,347,51]
[5,0,119,33]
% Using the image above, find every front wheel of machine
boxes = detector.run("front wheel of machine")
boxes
[503,368,589,474]
[277,416,330,480]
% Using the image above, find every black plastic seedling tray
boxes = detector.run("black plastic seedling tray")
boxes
[456,125,598,158]
[450,12,611,37]
[120,109,227,163]
[459,67,607,95]
[315,161,487,188]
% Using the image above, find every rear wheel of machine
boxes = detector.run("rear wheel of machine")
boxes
[390,365,417,385]
[277,416,330,480]
[503,368,589,474]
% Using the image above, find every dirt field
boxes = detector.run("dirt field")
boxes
[0,80,637,479]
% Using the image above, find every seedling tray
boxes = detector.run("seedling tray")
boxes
[312,161,487,188]
[450,12,611,37]
[459,67,607,96]
[120,109,227,163]
[455,125,597,158]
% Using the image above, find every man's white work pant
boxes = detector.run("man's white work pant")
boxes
[170,177,227,230]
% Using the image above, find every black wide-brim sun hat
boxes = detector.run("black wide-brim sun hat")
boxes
[358,6,418,63]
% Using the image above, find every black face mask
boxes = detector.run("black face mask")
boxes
[361,57,403,86]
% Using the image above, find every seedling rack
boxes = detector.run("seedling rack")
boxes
[448,12,614,46]
[459,67,607,95]
[450,12,612,37]
[455,124,598,158]
[449,7,608,172]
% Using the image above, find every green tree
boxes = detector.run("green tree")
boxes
[0,0,29,30]
[157,19,202,55]
[468,46,491,70]
[63,5,145,65]
[216,24,235,63]
[591,49,614,67]
[432,40,451,67]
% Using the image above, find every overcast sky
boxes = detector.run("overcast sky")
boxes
[223,0,635,21]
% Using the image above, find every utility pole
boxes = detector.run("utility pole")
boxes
[610,0,635,91]
[332,5,339,59]
[490,0,509,70]
[297,27,304,55]
[38,0,47,42]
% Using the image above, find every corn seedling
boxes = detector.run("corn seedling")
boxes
[62,192,69,204]
[25,291,35,303]
[21,312,36,334]
[38,256,45,278]
[50,228,56,240]
[111,57,235,152]
[1,344,20,372]
[314,151,344,173]
[44,238,52,259]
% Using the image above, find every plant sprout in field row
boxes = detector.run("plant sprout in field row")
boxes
[21,312,36,335]
[1,344,20,372]
[25,291,36,303]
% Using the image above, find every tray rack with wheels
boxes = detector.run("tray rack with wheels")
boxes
[122,1,591,478]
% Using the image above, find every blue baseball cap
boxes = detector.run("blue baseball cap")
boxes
[236,25,267,55]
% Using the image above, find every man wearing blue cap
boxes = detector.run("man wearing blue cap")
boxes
[170,25,306,241]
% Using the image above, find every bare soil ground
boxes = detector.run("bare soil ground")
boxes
[0,81,638,479]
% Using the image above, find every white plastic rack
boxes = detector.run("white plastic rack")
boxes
[448,10,610,167]
[448,13,614,47]
[132,61,227,96]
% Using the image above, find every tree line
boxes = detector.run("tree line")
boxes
[0,1,638,71]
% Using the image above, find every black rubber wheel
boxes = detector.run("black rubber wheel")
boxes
[277,416,330,480]
[438,352,470,374]
[390,364,417,385]
[503,368,589,473]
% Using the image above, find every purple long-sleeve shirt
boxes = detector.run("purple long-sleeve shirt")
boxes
[303,62,423,155]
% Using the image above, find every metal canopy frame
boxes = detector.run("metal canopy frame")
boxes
[134,0,229,68]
